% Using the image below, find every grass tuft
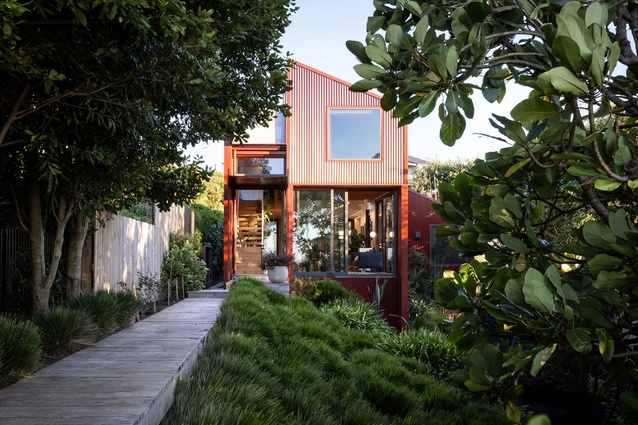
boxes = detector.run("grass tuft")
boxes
[0,315,41,385]
[32,307,96,358]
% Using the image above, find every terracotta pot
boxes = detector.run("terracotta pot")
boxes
[267,266,288,283]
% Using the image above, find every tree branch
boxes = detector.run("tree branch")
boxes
[578,176,610,223]
[0,83,30,148]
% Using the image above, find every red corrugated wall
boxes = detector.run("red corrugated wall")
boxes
[407,189,443,257]
[288,63,405,186]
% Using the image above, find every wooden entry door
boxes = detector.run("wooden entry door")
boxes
[235,199,262,274]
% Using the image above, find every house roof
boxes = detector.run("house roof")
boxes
[290,61,383,101]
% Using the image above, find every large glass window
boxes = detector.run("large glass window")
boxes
[294,189,395,274]
[329,109,381,159]
[236,157,285,175]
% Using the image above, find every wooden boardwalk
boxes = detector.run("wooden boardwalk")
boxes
[0,297,223,425]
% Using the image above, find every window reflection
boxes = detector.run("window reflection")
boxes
[329,109,381,159]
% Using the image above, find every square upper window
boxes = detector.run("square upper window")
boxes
[329,109,381,159]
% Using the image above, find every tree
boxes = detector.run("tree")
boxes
[1,0,295,311]
[350,0,638,421]
[194,172,225,211]
[409,158,475,199]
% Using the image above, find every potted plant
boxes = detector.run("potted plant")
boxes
[260,251,295,283]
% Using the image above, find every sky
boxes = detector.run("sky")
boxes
[187,0,526,170]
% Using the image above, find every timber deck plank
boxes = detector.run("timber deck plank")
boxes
[0,297,223,425]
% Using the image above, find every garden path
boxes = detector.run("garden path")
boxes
[0,297,222,425]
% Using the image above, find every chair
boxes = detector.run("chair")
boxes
[357,251,383,270]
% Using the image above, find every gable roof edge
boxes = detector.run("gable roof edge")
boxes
[290,60,383,101]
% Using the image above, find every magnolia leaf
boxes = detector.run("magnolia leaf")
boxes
[582,220,617,247]
[629,180,638,190]
[523,268,554,314]
[504,158,531,177]
[413,16,429,45]
[608,41,620,74]
[538,67,589,95]
[590,44,605,86]
[365,45,392,68]
[595,328,614,363]
[367,16,385,33]
[566,327,592,353]
[593,271,630,289]
[445,91,461,114]
[620,392,638,412]
[418,91,439,117]
[594,178,622,191]
[614,145,632,166]
[74,9,88,26]
[608,209,633,239]
[585,2,606,28]
[380,88,397,111]
[552,36,584,73]
[353,63,386,79]
[429,54,448,80]
[531,344,556,376]
[489,196,515,228]
[526,415,552,425]
[511,98,560,122]
[500,234,529,253]
[440,112,465,146]
[504,193,522,218]
[566,165,599,177]
[404,1,422,16]
[506,399,521,423]
[446,45,458,77]
[504,278,526,306]
[346,40,370,63]
[588,254,624,273]
[385,24,404,46]
[465,380,490,392]
[350,79,383,92]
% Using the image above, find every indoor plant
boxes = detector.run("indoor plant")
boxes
[260,252,295,283]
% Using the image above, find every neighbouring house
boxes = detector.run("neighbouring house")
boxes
[223,62,446,327]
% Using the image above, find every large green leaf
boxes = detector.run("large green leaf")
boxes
[608,209,634,239]
[595,328,614,363]
[446,45,458,77]
[531,344,556,376]
[504,278,526,306]
[523,268,555,314]
[353,63,386,79]
[511,98,560,122]
[526,415,552,425]
[582,220,617,248]
[413,16,429,45]
[566,327,592,353]
[489,196,515,228]
[500,233,528,253]
[537,67,589,95]
[552,36,584,73]
[440,112,465,146]
[587,254,624,272]
[418,91,439,117]
[346,40,370,63]
[350,79,383,92]
[594,178,622,191]
[385,24,404,46]
[590,43,605,86]
[620,392,638,413]
[365,44,392,68]
[593,271,630,289]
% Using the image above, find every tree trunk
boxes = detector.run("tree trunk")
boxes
[28,183,74,311]
[65,215,90,299]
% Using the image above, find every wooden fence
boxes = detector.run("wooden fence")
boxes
[93,205,193,291]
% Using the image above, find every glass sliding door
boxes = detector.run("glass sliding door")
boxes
[294,188,396,275]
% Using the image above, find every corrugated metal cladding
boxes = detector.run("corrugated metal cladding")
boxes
[408,189,443,255]
[288,63,405,186]
[328,276,403,330]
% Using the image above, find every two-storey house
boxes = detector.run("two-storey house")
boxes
[223,62,411,327]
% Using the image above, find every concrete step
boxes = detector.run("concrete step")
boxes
[187,289,228,299]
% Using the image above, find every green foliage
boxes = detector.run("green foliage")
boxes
[136,270,161,314]
[111,291,143,329]
[163,277,509,425]
[0,0,295,311]
[31,307,96,358]
[162,232,208,294]
[190,203,223,280]
[353,0,638,420]
[407,250,442,301]
[378,328,462,381]
[320,297,393,337]
[408,299,447,331]
[67,291,120,340]
[193,172,224,211]
[409,159,475,200]
[118,203,151,222]
[0,315,41,386]
[293,278,360,307]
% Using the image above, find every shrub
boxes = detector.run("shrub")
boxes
[320,297,392,337]
[190,203,223,281]
[32,307,96,358]
[378,328,462,381]
[0,315,41,385]
[407,250,442,301]
[408,298,447,330]
[112,291,143,328]
[67,291,120,340]
[298,278,359,307]
[136,270,161,314]
[162,232,208,295]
